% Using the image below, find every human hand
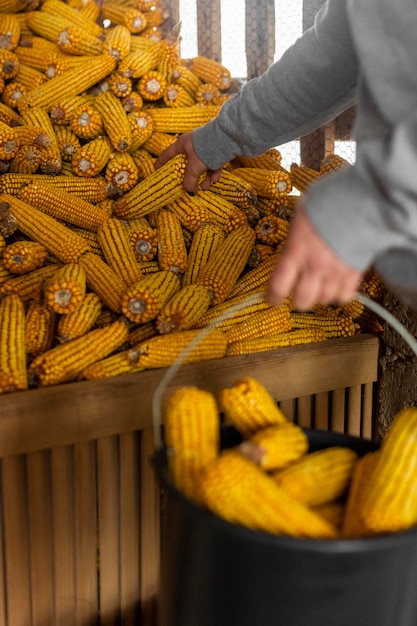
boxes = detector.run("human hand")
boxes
[154,132,223,193]
[267,204,363,311]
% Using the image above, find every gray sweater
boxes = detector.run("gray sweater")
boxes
[192,0,417,304]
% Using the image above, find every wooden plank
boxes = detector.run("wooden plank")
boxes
[0,336,380,458]
[140,428,160,626]
[119,431,141,625]
[26,450,54,625]
[74,442,98,625]
[50,446,76,626]
[97,436,120,626]
[1,456,32,626]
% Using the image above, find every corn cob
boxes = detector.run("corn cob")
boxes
[25,297,56,355]
[121,269,180,323]
[196,224,256,305]
[171,64,202,96]
[57,291,102,342]
[28,317,128,387]
[226,328,327,356]
[156,284,211,334]
[239,422,308,471]
[126,217,158,262]
[163,84,195,108]
[255,215,290,246]
[319,154,350,176]
[127,320,156,346]
[219,376,288,437]
[72,135,112,178]
[143,131,177,157]
[147,105,220,133]
[0,119,18,160]
[210,169,258,209]
[0,263,59,302]
[117,47,159,79]
[17,54,116,113]
[232,167,292,197]
[224,304,293,344]
[290,312,357,338]
[43,262,86,314]
[182,222,226,287]
[9,144,42,174]
[97,217,143,287]
[167,193,213,234]
[164,386,220,503]
[135,327,227,368]
[93,90,132,152]
[359,406,417,533]
[194,191,248,233]
[156,208,187,274]
[112,153,187,219]
[1,193,91,263]
[107,70,132,98]
[18,182,110,232]
[342,451,381,538]
[273,446,358,507]
[0,13,20,50]
[200,449,337,538]
[80,347,144,380]
[3,239,46,274]
[188,56,232,90]
[289,162,320,193]
[0,292,27,394]
[101,4,147,34]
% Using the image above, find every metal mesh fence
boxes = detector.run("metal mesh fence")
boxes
[163,0,356,169]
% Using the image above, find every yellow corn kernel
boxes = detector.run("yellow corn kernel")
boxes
[105,151,139,193]
[156,208,187,274]
[194,190,248,233]
[3,239,46,274]
[126,216,158,262]
[1,193,91,263]
[43,262,86,315]
[121,269,181,323]
[200,450,337,538]
[233,167,292,197]
[342,451,381,538]
[97,217,143,287]
[136,327,227,369]
[181,222,226,287]
[290,312,357,338]
[147,104,220,133]
[17,54,116,113]
[188,56,232,90]
[164,386,220,503]
[156,283,211,334]
[29,317,129,387]
[18,182,110,232]
[273,446,358,507]
[113,153,187,219]
[101,3,147,34]
[0,292,27,394]
[94,90,132,152]
[359,406,417,533]
[79,252,126,313]
[226,328,327,356]
[255,215,289,246]
[240,423,309,471]
[196,224,256,305]
[289,162,320,193]
[71,135,112,178]
[57,291,102,342]
[80,347,144,380]
[219,376,289,437]
[25,297,56,355]
[0,263,59,302]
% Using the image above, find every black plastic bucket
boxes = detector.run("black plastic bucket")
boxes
[154,426,417,626]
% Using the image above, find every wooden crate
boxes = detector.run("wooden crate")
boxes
[0,335,379,626]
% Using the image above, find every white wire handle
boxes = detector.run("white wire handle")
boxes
[152,291,417,449]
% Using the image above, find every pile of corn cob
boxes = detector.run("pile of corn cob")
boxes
[164,377,417,540]
[0,0,386,394]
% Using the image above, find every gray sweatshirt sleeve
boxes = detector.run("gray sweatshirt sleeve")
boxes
[192,0,358,169]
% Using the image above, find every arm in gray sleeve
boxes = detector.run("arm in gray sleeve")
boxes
[193,0,359,169]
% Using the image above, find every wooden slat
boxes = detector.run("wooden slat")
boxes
[140,428,160,626]
[97,436,120,625]
[1,456,32,626]
[50,446,76,626]
[0,335,380,458]
[119,432,141,625]
[74,442,98,624]
[26,450,54,625]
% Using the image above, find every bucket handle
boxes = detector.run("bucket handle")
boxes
[152,291,417,450]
